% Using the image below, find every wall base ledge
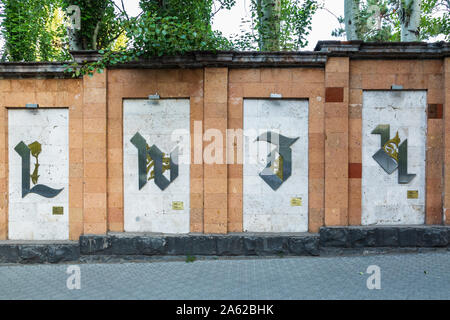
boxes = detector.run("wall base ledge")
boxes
[79,233,320,257]
[1,226,449,264]
[0,241,79,264]
[320,225,450,248]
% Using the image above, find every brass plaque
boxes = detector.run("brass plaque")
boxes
[407,190,419,199]
[52,206,64,215]
[290,197,302,207]
[172,201,184,210]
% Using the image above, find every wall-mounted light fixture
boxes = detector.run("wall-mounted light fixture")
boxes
[148,93,160,100]
[270,93,282,99]
[26,103,39,109]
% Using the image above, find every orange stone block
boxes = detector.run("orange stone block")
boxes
[84,72,107,88]
[69,163,83,179]
[107,177,123,193]
[191,192,204,209]
[84,147,107,163]
[83,103,107,118]
[229,69,261,83]
[36,91,57,106]
[83,88,106,104]
[261,68,293,83]
[108,192,123,208]
[227,222,243,233]
[69,177,83,194]
[69,191,83,208]
[362,73,395,89]
[190,208,204,225]
[0,80,11,92]
[69,222,83,240]
[204,208,227,225]
[109,222,124,232]
[84,162,107,178]
[84,193,107,209]
[326,57,349,73]
[348,208,362,226]
[11,79,36,92]
[0,223,6,240]
[84,222,107,235]
[204,193,227,209]
[84,178,107,193]
[204,223,227,234]
[228,178,242,195]
[308,208,325,233]
[204,178,227,194]
[69,207,83,223]
[228,194,242,209]
[325,73,349,88]
[292,68,324,83]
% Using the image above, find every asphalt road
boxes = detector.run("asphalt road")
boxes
[0,252,449,300]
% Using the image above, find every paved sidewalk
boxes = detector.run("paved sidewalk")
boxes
[0,252,448,300]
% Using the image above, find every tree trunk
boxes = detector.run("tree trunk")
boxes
[400,0,421,41]
[92,22,101,50]
[68,29,83,51]
[344,0,360,40]
[257,0,281,51]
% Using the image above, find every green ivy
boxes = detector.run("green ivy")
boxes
[0,0,70,61]
[60,0,125,50]
[65,0,235,77]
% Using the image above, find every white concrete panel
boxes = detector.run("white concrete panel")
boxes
[8,109,69,240]
[243,99,309,232]
[362,91,427,225]
[123,99,190,234]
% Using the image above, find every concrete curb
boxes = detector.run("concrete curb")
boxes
[78,233,320,257]
[319,226,450,248]
[0,226,449,264]
[0,242,79,264]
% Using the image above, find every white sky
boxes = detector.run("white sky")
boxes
[116,0,345,50]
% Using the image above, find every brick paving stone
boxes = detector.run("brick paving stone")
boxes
[0,252,448,300]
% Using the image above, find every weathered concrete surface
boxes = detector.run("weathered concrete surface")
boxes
[0,226,449,264]
[79,233,320,257]
[0,241,79,264]
[319,226,450,248]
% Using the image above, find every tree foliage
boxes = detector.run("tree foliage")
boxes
[61,0,125,50]
[65,0,235,76]
[130,0,234,56]
[233,0,318,50]
[420,0,449,41]
[334,0,449,41]
[1,0,319,66]
[0,0,70,61]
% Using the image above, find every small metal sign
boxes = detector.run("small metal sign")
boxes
[172,201,184,210]
[290,197,302,207]
[52,206,64,215]
[407,190,419,199]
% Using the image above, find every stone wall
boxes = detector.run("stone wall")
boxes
[0,41,448,240]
